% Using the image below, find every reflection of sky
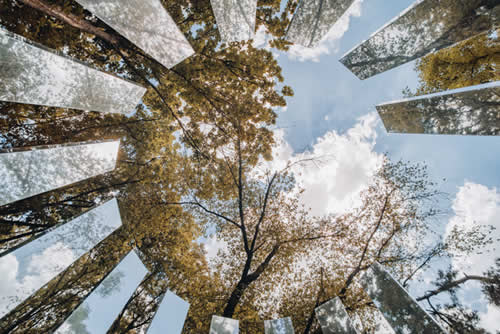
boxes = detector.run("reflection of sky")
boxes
[0,141,120,206]
[0,198,122,318]
[148,290,190,334]
[75,0,194,69]
[0,29,146,114]
[210,0,257,43]
[56,250,147,334]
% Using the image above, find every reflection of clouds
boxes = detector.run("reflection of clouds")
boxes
[0,243,75,317]
[286,0,356,48]
[287,0,363,62]
[0,29,145,114]
[0,199,122,318]
[0,141,119,206]
[360,263,445,333]
[75,0,194,68]
[264,317,294,334]
[315,297,358,333]
[340,0,499,79]
[210,0,257,43]
[210,315,239,334]
[55,250,147,334]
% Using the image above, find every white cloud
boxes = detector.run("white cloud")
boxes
[0,242,76,317]
[480,304,500,333]
[287,0,364,62]
[445,182,500,274]
[268,112,383,216]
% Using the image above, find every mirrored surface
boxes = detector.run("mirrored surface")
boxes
[0,141,120,206]
[210,0,257,43]
[148,290,190,334]
[315,297,359,334]
[210,315,239,334]
[340,0,500,79]
[55,250,147,334]
[360,263,446,334]
[75,0,194,69]
[286,0,355,47]
[264,317,295,334]
[108,271,167,333]
[377,81,500,136]
[0,198,122,318]
[0,28,146,113]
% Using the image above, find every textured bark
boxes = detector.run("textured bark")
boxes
[19,0,120,45]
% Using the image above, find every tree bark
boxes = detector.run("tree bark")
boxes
[18,0,120,45]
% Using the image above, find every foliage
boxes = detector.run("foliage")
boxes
[408,29,500,97]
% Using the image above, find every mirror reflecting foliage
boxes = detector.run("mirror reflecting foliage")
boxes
[55,249,147,334]
[378,81,500,136]
[209,0,257,43]
[0,227,132,333]
[148,290,190,334]
[0,140,120,206]
[210,315,239,334]
[286,0,355,47]
[264,317,295,334]
[340,0,500,79]
[107,270,167,333]
[360,263,446,334]
[74,0,194,69]
[315,297,359,334]
[0,28,146,114]
[0,198,122,318]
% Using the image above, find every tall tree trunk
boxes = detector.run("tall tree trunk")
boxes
[223,279,249,317]
[18,0,120,45]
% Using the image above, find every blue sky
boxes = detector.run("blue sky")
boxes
[0,0,499,332]
[264,0,500,331]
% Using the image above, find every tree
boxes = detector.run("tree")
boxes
[409,29,500,96]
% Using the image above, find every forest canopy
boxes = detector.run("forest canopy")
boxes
[0,1,498,334]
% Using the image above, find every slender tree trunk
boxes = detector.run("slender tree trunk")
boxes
[223,279,250,317]
[18,0,120,45]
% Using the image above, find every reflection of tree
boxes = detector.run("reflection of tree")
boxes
[378,84,500,136]
[0,228,132,333]
[286,0,354,47]
[63,303,91,334]
[107,271,166,333]
[340,0,499,79]
[409,29,500,96]
[360,263,445,334]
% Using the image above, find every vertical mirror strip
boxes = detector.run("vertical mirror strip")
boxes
[54,250,147,333]
[360,263,446,334]
[210,0,257,43]
[286,0,355,47]
[74,0,194,69]
[0,226,131,333]
[264,317,295,334]
[210,315,239,334]
[0,28,146,113]
[147,290,190,334]
[340,0,500,79]
[315,297,359,334]
[0,198,123,318]
[107,271,167,333]
[0,140,120,206]
[377,81,500,136]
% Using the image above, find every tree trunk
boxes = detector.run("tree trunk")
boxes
[223,279,249,317]
[18,0,120,45]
